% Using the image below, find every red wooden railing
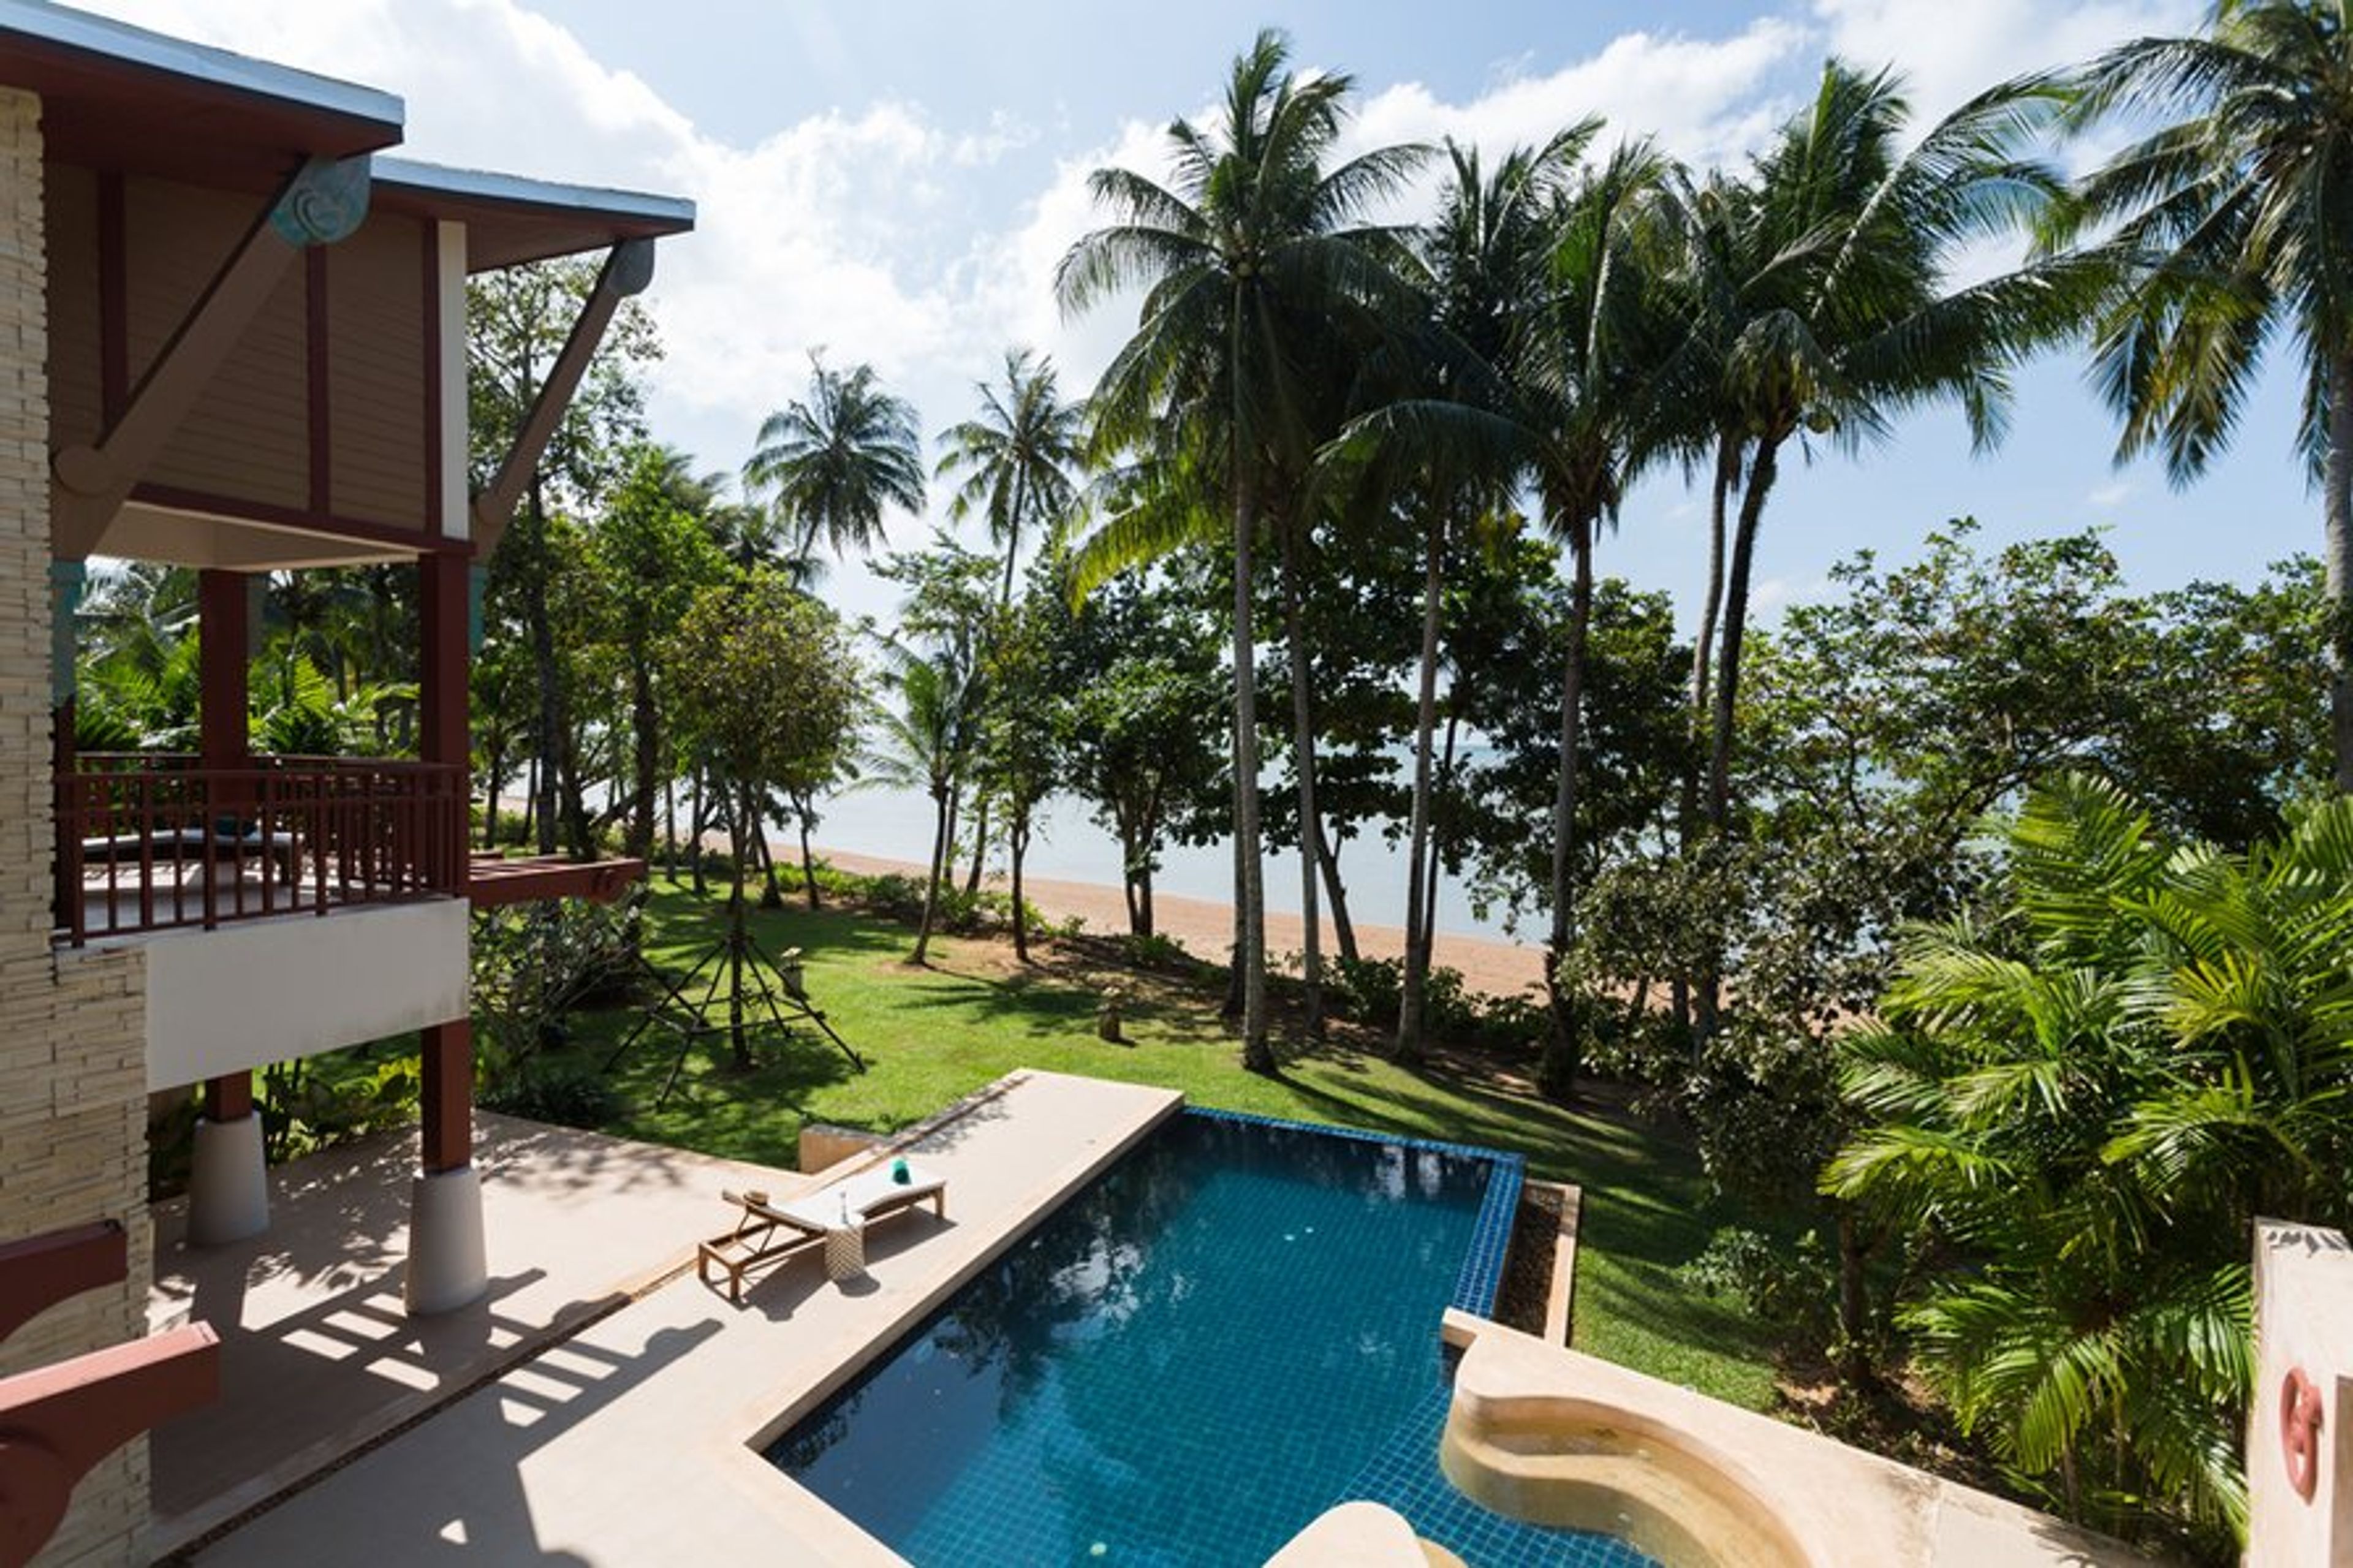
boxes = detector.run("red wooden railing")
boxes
[54,753,466,944]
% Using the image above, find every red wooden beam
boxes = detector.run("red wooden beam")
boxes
[466,855,645,909]
[0,1324,219,1568]
[0,1225,124,1347]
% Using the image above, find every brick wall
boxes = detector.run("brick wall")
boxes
[0,83,158,1568]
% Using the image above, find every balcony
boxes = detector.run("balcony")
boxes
[55,753,467,945]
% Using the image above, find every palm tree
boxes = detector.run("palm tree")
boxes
[934,349,1086,894]
[744,352,926,571]
[1341,138,1682,1091]
[2054,1,2353,793]
[1687,63,2085,838]
[1336,130,1591,1063]
[938,349,1088,605]
[1827,775,2353,1546]
[1056,29,1426,1070]
[864,642,974,965]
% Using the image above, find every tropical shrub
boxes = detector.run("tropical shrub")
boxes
[1825,776,2353,1558]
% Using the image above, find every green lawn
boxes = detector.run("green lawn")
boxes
[535,882,1783,1411]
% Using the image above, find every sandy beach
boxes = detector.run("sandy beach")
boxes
[808,844,1550,999]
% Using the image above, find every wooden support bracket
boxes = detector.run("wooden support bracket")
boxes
[0,1224,124,1348]
[0,1324,219,1568]
[469,237,657,561]
[49,155,372,560]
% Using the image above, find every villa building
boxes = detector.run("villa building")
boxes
[0,3,689,1560]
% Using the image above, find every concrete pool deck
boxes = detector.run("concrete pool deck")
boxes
[180,1070,1182,1566]
[148,1110,815,1555]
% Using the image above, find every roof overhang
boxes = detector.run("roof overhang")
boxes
[0,0,403,186]
[373,158,696,270]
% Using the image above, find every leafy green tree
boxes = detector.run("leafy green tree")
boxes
[1042,564,1227,939]
[588,446,727,858]
[662,572,863,1066]
[1058,29,1426,1066]
[1826,776,2353,1553]
[745,352,926,571]
[973,594,1063,962]
[468,257,660,855]
[2054,1,2353,792]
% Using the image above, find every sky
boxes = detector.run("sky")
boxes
[73,0,2313,637]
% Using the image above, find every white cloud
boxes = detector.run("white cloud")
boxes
[2086,480,2132,509]
[59,0,2221,620]
[1811,0,2200,128]
[1353,21,1808,171]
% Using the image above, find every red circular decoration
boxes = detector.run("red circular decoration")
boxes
[2281,1366,2324,1503]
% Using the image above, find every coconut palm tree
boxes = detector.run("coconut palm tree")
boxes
[1689,62,2085,836]
[1338,138,1683,1092]
[1055,29,1427,1070]
[938,349,1088,605]
[744,352,927,571]
[2053,1,2353,793]
[863,642,975,966]
[1331,129,1590,1063]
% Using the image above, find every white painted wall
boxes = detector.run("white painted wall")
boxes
[2248,1218,2353,1566]
[137,898,468,1089]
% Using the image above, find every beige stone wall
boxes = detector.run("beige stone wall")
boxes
[0,85,158,1568]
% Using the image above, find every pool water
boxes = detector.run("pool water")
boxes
[767,1111,1660,1566]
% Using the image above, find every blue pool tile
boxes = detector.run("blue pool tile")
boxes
[767,1108,1642,1567]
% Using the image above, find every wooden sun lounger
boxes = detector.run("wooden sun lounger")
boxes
[696,1164,947,1303]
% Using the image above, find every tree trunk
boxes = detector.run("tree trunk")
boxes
[525,477,562,857]
[727,788,752,1070]
[2328,352,2353,794]
[483,741,504,849]
[1397,509,1445,1064]
[1835,1205,1875,1388]
[1278,525,1324,1040]
[1010,814,1031,963]
[1314,817,1359,965]
[1708,435,1780,830]
[1697,434,1781,1043]
[663,771,677,881]
[757,819,783,909]
[1690,431,1738,724]
[963,799,989,896]
[627,654,659,858]
[1223,830,1246,1020]
[689,766,707,897]
[797,797,820,910]
[912,781,952,964]
[1540,517,1596,1102]
[1233,480,1271,1071]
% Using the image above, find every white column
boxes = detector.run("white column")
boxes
[184,1114,267,1246]
[404,1167,487,1316]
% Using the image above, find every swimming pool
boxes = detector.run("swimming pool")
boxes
[767,1108,1661,1566]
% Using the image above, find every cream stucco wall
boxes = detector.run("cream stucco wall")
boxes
[2248,1219,2353,1566]
[0,82,157,1568]
[137,896,468,1091]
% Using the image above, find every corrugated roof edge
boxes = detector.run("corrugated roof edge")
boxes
[0,0,402,130]
[374,156,695,232]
